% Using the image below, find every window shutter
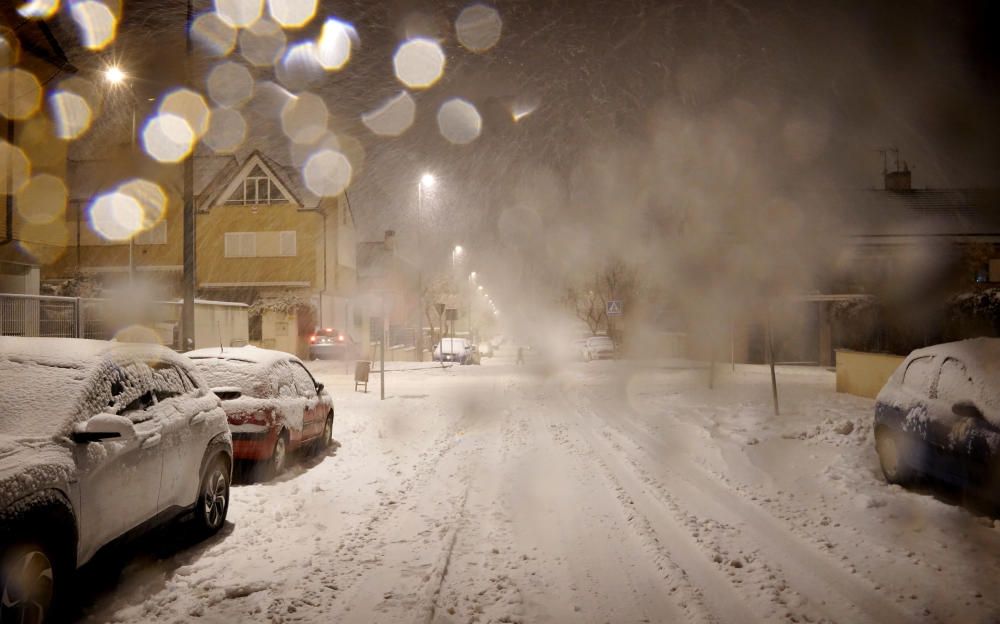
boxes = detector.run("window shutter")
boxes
[279,231,296,257]
[242,232,257,257]
[224,232,236,257]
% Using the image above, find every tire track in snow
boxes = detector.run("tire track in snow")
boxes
[570,386,922,623]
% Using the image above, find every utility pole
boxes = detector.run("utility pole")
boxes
[181,0,196,351]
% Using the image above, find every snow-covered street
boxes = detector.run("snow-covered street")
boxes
[74,351,1000,624]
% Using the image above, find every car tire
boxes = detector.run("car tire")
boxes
[875,427,916,485]
[0,510,72,624]
[315,413,334,454]
[269,430,289,477]
[193,456,230,536]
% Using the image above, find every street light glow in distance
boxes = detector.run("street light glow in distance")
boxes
[420,173,435,188]
[454,245,463,255]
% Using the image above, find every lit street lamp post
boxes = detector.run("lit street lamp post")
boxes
[102,65,139,288]
[415,174,434,361]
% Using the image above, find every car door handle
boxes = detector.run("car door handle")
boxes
[141,433,162,450]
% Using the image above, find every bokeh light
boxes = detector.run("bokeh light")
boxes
[204,107,247,153]
[114,324,164,345]
[142,114,195,163]
[0,140,31,195]
[280,92,327,144]
[207,61,254,107]
[15,174,66,225]
[0,29,17,67]
[277,41,324,89]
[316,18,354,71]
[0,69,42,120]
[393,38,445,89]
[191,12,237,56]
[437,98,482,144]
[303,149,351,197]
[118,178,167,228]
[267,0,316,28]
[215,0,263,29]
[17,0,60,19]
[455,4,503,52]
[160,88,211,139]
[49,90,93,139]
[70,0,118,50]
[361,91,415,137]
[239,18,286,67]
[88,190,144,241]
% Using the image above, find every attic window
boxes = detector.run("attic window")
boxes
[226,164,289,205]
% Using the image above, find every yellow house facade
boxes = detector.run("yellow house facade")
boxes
[47,150,359,357]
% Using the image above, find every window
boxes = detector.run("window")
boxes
[225,164,289,205]
[225,232,256,258]
[224,231,296,257]
[136,221,167,245]
[151,363,189,402]
[937,358,977,405]
[902,356,936,397]
[279,231,297,257]
[290,362,317,397]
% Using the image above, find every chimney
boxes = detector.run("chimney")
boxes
[384,229,396,251]
[884,162,911,191]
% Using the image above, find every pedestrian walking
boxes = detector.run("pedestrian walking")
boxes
[516,346,525,365]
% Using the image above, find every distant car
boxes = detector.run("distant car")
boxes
[433,338,474,364]
[583,336,616,361]
[571,338,590,361]
[0,338,232,624]
[467,345,482,365]
[188,346,334,477]
[308,328,359,361]
[874,338,1000,498]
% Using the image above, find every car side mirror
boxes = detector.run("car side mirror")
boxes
[952,400,984,420]
[72,414,136,443]
[315,382,324,393]
[212,387,242,401]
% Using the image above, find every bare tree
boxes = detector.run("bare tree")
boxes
[564,259,639,339]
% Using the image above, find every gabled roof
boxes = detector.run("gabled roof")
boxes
[197,150,312,211]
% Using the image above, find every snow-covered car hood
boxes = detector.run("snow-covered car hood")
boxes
[0,434,75,513]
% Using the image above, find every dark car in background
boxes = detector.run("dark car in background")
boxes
[874,338,1000,499]
[308,328,359,361]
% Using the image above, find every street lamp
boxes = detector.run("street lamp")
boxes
[415,173,435,361]
[103,64,139,288]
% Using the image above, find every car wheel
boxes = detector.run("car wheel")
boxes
[0,540,63,624]
[875,427,915,485]
[270,431,288,477]
[194,456,230,536]
[316,414,334,453]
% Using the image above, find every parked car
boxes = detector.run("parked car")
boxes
[0,337,232,624]
[433,338,474,364]
[571,338,590,361]
[582,335,616,361]
[467,345,482,365]
[874,338,1000,498]
[188,346,334,477]
[308,328,359,361]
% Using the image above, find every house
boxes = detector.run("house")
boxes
[46,150,359,357]
[0,10,75,295]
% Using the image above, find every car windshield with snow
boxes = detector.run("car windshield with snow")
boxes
[188,346,334,478]
[0,337,232,623]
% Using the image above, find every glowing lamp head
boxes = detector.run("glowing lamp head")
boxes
[420,173,435,188]
[104,65,126,85]
[454,245,463,255]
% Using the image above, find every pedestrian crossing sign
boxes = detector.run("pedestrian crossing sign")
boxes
[607,300,623,315]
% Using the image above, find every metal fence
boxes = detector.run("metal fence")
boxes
[0,293,164,342]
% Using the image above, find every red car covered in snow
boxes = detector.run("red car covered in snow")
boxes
[188,346,334,477]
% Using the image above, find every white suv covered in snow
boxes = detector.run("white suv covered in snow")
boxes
[0,337,232,624]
